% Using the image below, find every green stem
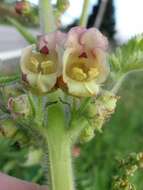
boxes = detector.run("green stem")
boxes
[79,0,90,27]
[45,137,74,190]
[39,0,56,33]
[111,74,126,94]
[7,17,36,44]
[44,102,74,190]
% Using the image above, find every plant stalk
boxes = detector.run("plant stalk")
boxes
[39,0,56,33]
[45,136,74,190]
[43,101,74,190]
[79,0,90,27]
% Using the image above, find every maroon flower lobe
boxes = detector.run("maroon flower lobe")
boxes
[40,46,49,54]
[79,52,88,58]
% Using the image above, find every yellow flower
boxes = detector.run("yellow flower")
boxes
[63,26,109,97]
[20,31,66,95]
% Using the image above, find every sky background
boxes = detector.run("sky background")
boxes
[30,0,143,42]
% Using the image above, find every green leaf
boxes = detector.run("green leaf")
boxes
[0,75,20,85]
[7,17,36,44]
[109,35,143,75]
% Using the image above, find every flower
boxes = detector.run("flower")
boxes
[15,0,31,15]
[62,26,109,97]
[20,31,66,95]
[8,95,31,118]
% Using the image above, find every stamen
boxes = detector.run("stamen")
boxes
[88,68,99,79]
[41,60,54,74]
[71,67,87,81]
[29,57,39,73]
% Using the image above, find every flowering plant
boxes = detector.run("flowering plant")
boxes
[0,1,143,190]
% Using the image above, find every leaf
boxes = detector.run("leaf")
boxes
[0,74,20,85]
[109,35,143,75]
[7,17,36,44]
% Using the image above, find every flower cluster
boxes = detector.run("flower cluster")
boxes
[88,91,118,132]
[79,91,118,143]
[20,27,109,97]
[112,152,143,190]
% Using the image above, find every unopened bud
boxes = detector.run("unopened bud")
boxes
[87,91,118,118]
[0,120,17,138]
[8,95,31,118]
[0,119,30,146]
[15,0,31,15]
[92,116,104,132]
[80,126,95,143]
[101,91,118,114]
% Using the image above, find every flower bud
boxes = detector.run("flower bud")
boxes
[8,95,31,118]
[15,0,31,15]
[80,126,95,143]
[0,119,30,146]
[89,91,118,118]
[91,116,105,132]
[87,91,118,132]
[0,120,17,138]
[96,91,118,118]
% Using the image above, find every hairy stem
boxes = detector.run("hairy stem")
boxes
[45,136,74,190]
[43,102,74,190]
[39,0,56,33]
[79,0,90,27]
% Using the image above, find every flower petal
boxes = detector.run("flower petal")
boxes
[92,48,110,83]
[80,28,108,50]
[65,26,87,50]
[37,31,66,53]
